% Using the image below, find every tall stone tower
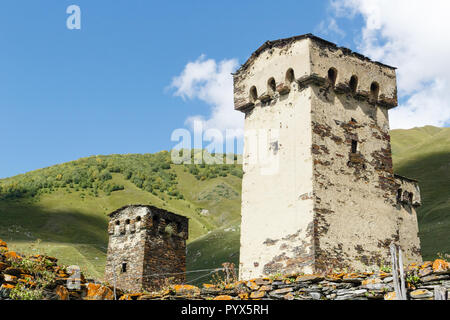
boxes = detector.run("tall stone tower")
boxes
[104,205,188,292]
[234,34,422,280]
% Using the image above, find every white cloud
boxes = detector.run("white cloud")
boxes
[316,17,346,38]
[329,0,450,128]
[171,55,244,139]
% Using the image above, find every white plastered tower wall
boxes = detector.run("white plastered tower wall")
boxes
[234,35,422,280]
[237,39,315,280]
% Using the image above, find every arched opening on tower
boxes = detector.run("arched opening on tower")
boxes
[268,77,276,95]
[370,82,380,102]
[349,75,358,93]
[250,86,258,103]
[327,68,337,87]
[285,68,295,85]
[351,140,358,153]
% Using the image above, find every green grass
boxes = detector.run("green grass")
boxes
[391,126,450,260]
[0,127,448,283]
[0,156,242,280]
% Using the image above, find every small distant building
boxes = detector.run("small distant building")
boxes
[104,205,188,292]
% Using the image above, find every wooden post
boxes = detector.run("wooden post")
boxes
[398,247,407,300]
[222,263,230,284]
[222,262,237,284]
[112,262,117,300]
[390,244,407,300]
[435,286,447,300]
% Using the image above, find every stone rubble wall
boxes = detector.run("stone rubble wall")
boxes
[0,239,122,300]
[122,259,449,301]
[0,239,448,300]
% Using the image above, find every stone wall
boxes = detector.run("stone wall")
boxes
[309,77,422,272]
[234,34,422,279]
[0,239,447,301]
[123,259,450,301]
[0,239,118,300]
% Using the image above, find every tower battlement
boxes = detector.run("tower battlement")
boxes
[234,34,398,112]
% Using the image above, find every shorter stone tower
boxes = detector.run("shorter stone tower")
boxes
[105,205,188,292]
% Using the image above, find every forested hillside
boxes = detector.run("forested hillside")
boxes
[0,126,448,281]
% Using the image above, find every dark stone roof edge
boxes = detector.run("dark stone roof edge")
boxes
[108,204,189,221]
[234,33,397,75]
[394,174,419,183]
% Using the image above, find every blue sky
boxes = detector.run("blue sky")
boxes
[0,1,448,178]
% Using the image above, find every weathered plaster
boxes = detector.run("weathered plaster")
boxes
[235,34,422,280]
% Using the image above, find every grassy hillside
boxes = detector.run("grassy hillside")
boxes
[0,151,242,279]
[0,127,448,283]
[391,126,450,260]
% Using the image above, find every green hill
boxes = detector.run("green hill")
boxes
[391,126,450,260]
[0,151,242,279]
[0,126,448,282]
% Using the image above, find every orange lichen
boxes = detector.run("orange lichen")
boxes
[213,295,233,300]
[1,283,15,289]
[362,278,382,286]
[432,259,449,273]
[4,251,21,260]
[238,293,249,300]
[406,263,419,271]
[384,292,396,300]
[259,285,272,291]
[420,261,433,269]
[224,283,235,289]
[173,284,201,296]
[342,273,363,280]
[55,285,70,300]
[249,291,265,299]
[246,281,260,291]
[84,283,114,300]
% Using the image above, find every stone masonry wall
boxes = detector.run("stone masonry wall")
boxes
[105,205,188,293]
[1,239,447,301]
[122,259,450,301]
[308,50,422,272]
